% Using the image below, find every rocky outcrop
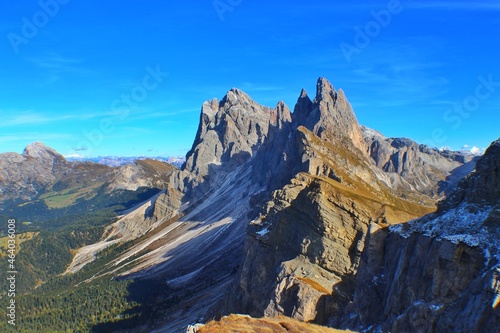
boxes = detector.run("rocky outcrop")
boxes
[0,142,69,202]
[444,139,500,207]
[293,78,365,153]
[228,125,437,324]
[220,79,492,333]
[176,89,292,200]
[107,159,175,192]
[347,229,499,332]
[65,187,184,274]
[361,126,479,198]
[343,138,500,332]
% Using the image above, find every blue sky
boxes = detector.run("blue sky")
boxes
[1,0,499,157]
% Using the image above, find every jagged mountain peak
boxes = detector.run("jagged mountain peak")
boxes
[299,88,309,98]
[57,78,498,332]
[219,87,265,109]
[445,137,500,207]
[314,76,336,102]
[182,78,473,201]
[198,89,263,119]
[222,87,250,104]
[360,125,385,139]
[24,141,51,151]
[272,100,292,127]
[179,87,293,198]
[292,77,365,153]
[227,87,246,95]
[293,87,314,124]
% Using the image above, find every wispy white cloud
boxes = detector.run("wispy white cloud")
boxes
[459,145,486,155]
[0,110,106,127]
[409,1,500,10]
[0,132,74,145]
[25,52,94,84]
[113,108,199,122]
[27,53,83,69]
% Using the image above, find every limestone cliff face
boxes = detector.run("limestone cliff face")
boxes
[361,126,478,198]
[348,229,499,332]
[228,124,437,324]
[445,139,500,207]
[225,82,441,322]
[101,186,183,242]
[163,77,473,221]
[343,138,500,332]
[107,159,175,192]
[223,79,493,333]
[288,78,474,199]
[176,89,292,200]
[293,78,365,153]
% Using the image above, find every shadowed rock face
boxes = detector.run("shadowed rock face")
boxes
[219,78,473,326]
[444,139,500,207]
[344,138,500,332]
[171,76,474,207]
[218,79,495,333]
[226,125,438,325]
[225,132,498,332]
[174,88,292,200]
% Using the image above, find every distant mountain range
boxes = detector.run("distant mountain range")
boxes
[0,142,177,222]
[65,155,186,168]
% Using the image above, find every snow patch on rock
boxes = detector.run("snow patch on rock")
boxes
[391,203,499,258]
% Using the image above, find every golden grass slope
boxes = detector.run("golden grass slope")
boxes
[197,315,355,333]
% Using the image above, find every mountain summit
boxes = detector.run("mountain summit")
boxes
[292,77,365,152]
[22,141,64,160]
[0,142,68,202]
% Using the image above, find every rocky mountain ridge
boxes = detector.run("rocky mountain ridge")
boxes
[0,142,176,207]
[58,77,494,332]
[361,126,479,198]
